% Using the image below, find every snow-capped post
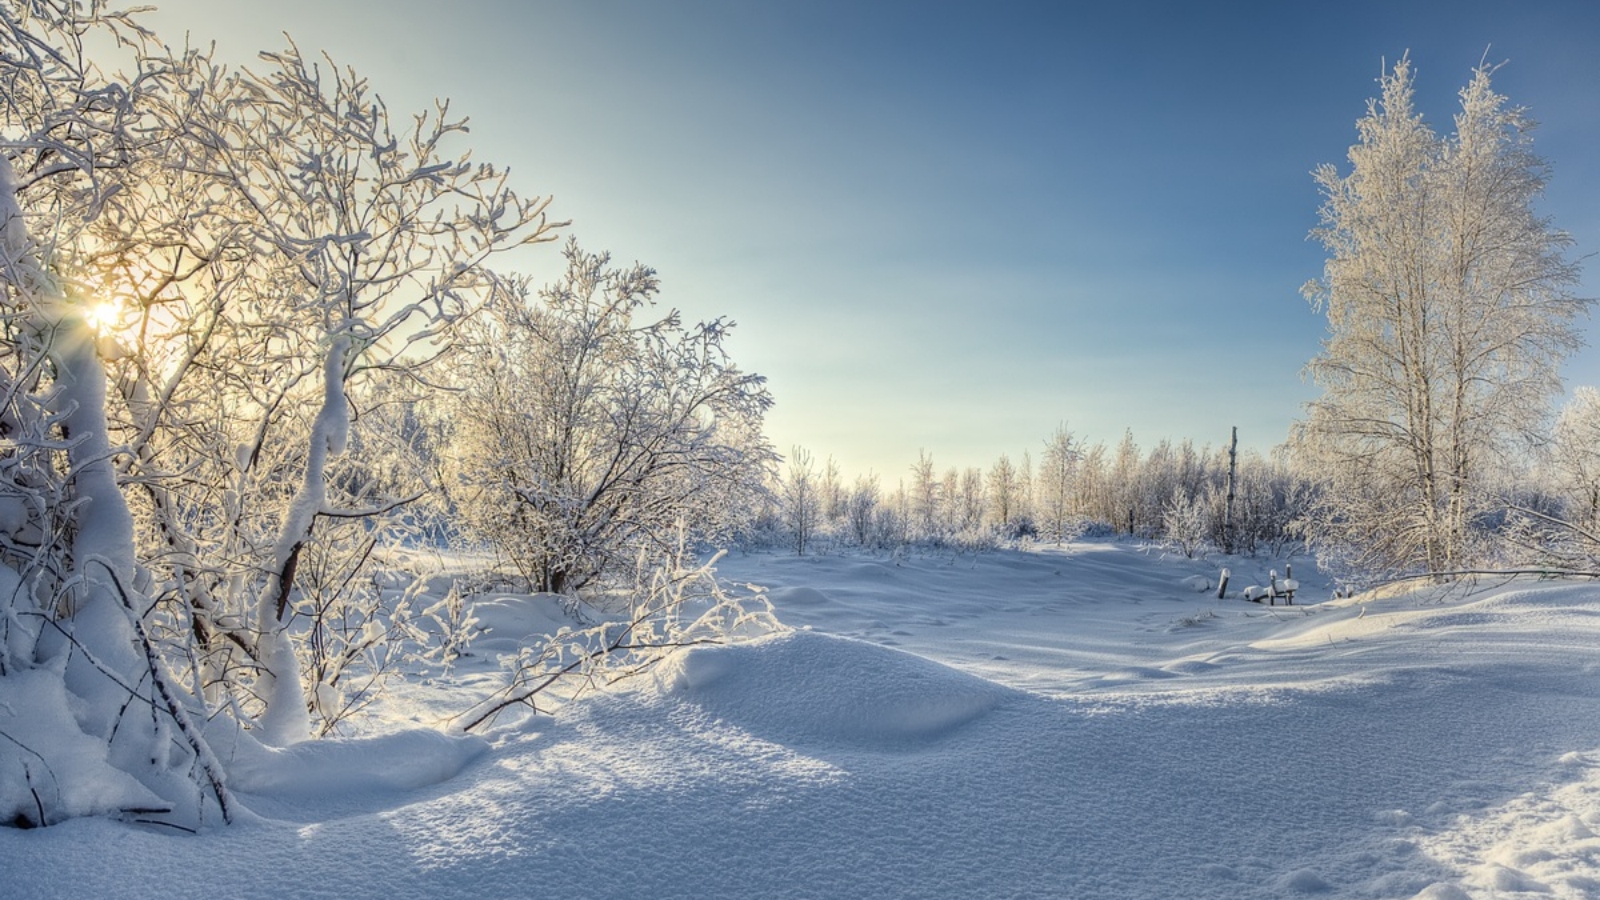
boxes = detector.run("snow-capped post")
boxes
[1268,569,1280,606]
[254,333,352,746]
[1217,568,1230,600]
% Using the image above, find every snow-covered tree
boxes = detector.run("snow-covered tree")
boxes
[910,450,940,541]
[1111,431,1139,534]
[1547,387,1600,532]
[957,467,986,535]
[1162,487,1208,558]
[0,0,561,826]
[845,473,883,548]
[820,456,846,526]
[1296,57,1586,575]
[1072,442,1111,528]
[987,454,1019,534]
[1037,425,1082,543]
[445,241,775,595]
[77,38,555,741]
[1016,450,1036,535]
[0,4,236,825]
[783,447,822,556]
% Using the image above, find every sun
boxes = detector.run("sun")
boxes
[85,299,124,335]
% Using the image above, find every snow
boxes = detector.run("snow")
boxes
[7,542,1600,898]
[0,154,37,288]
[0,671,163,825]
[214,728,488,817]
[656,630,1013,750]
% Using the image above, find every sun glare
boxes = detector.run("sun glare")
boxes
[85,299,124,334]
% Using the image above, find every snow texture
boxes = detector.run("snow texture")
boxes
[6,542,1600,899]
[0,671,163,825]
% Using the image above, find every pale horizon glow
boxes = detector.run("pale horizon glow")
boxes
[142,0,1600,478]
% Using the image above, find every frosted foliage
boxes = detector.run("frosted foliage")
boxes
[782,447,821,556]
[1163,487,1208,559]
[0,155,25,262]
[444,240,775,595]
[1038,426,1084,543]
[0,1,556,826]
[0,7,238,827]
[987,454,1019,533]
[1549,388,1600,530]
[458,547,782,731]
[1296,57,1586,576]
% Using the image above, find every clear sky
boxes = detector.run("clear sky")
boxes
[143,0,1600,478]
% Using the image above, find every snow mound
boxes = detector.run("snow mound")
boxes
[767,586,833,606]
[469,593,583,651]
[657,630,1016,750]
[222,728,488,801]
[0,670,163,826]
[1279,868,1332,893]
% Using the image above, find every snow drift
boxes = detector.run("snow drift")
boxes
[7,546,1600,900]
[657,630,1016,750]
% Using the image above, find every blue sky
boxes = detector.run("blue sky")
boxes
[146,1,1600,478]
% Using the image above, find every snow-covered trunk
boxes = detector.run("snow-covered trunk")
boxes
[0,160,39,675]
[53,315,144,726]
[0,155,234,824]
[1,155,139,729]
[252,335,351,746]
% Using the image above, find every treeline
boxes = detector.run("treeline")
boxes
[757,427,1308,559]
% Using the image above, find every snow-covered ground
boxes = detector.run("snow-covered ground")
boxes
[7,542,1600,899]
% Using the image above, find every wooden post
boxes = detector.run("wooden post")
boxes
[1217,567,1230,600]
[1224,426,1237,554]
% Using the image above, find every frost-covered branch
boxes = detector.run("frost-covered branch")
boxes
[455,545,781,733]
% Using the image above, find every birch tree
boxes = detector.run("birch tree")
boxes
[1296,57,1586,575]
